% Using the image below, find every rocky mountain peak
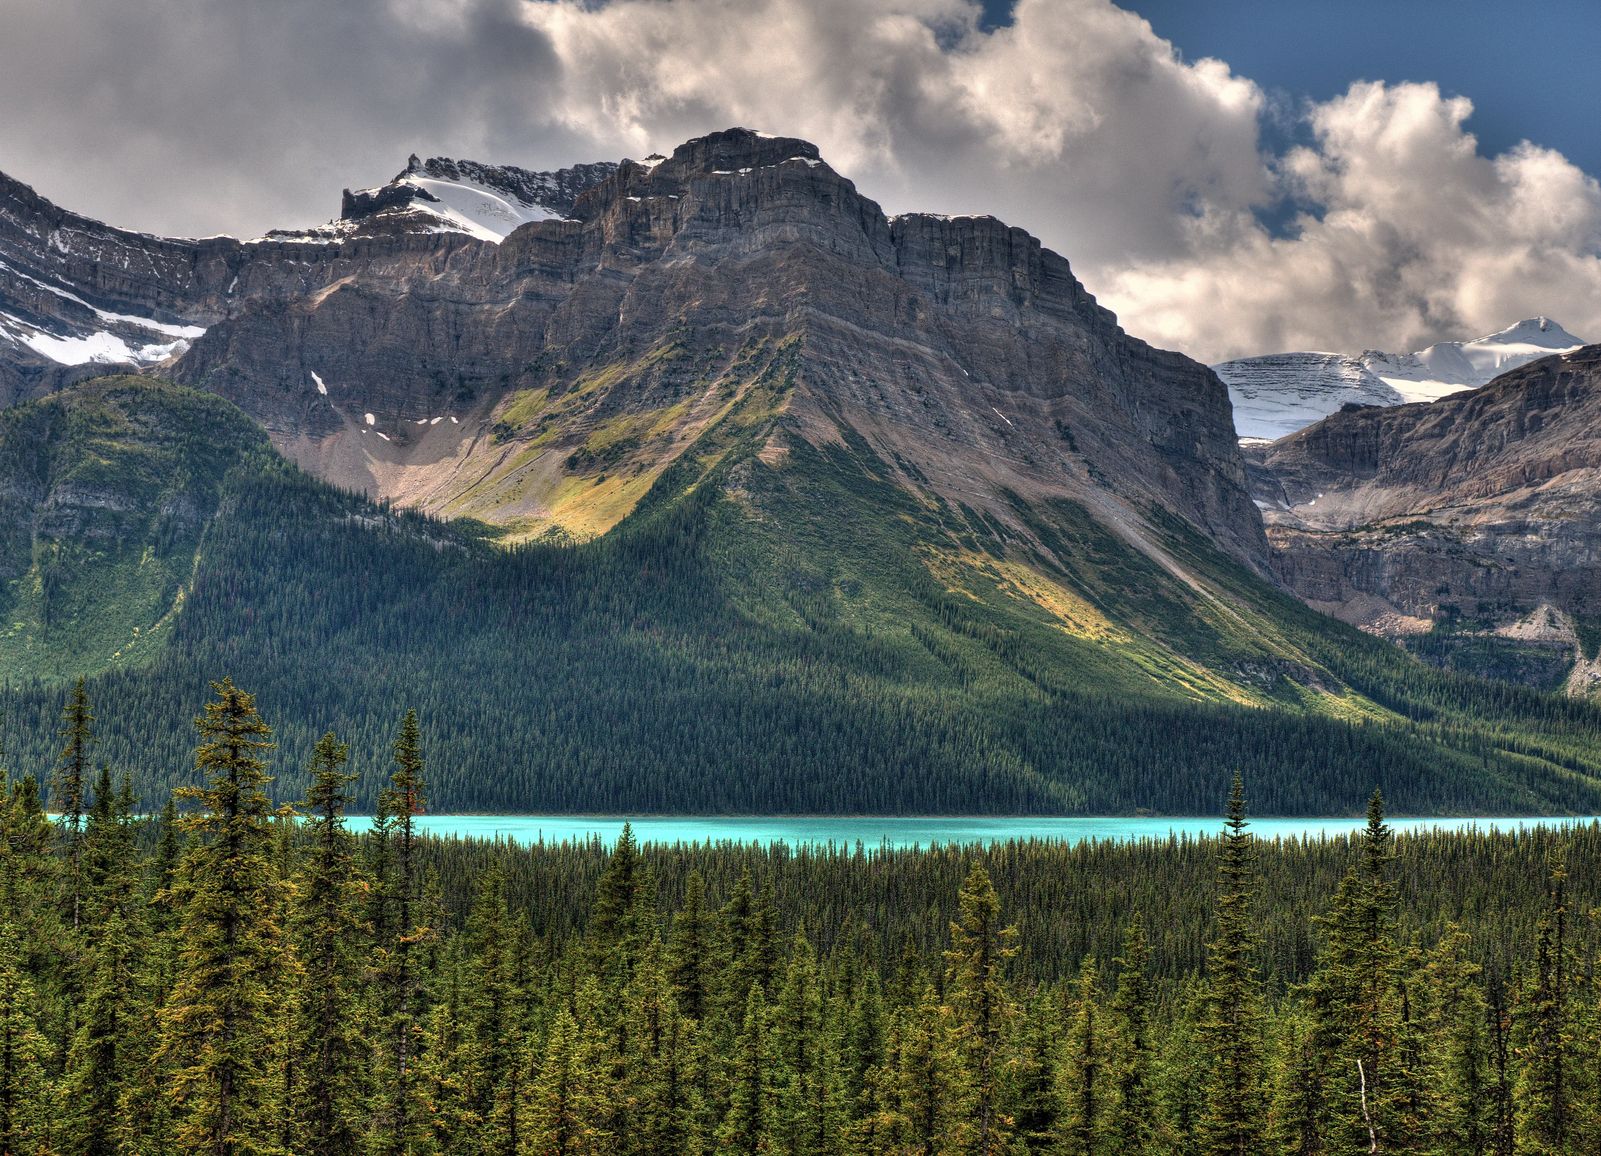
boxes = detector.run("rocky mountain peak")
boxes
[0,130,1269,576]
[659,127,824,176]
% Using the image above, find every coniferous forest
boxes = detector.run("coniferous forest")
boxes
[7,677,1601,1154]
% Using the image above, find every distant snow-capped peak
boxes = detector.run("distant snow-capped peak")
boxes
[1217,318,1586,443]
[1360,316,1585,402]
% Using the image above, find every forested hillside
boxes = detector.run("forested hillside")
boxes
[5,679,1600,1153]
[3,377,1601,814]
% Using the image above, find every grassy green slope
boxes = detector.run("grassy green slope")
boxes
[4,373,1601,816]
[0,377,270,680]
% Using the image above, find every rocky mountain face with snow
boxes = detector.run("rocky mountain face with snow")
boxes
[1214,352,1406,442]
[1247,344,1601,690]
[1217,318,1586,442]
[0,128,1267,571]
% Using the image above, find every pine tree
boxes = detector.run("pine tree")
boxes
[1270,1009,1324,1156]
[82,761,139,925]
[1200,774,1266,1156]
[623,936,702,1156]
[884,980,964,1156]
[669,870,713,1022]
[0,922,50,1156]
[293,732,368,1156]
[1515,849,1576,1155]
[462,865,523,1153]
[1009,990,1061,1153]
[60,907,140,1156]
[157,678,289,1156]
[1419,926,1490,1154]
[944,863,1017,1156]
[1059,957,1104,1156]
[1106,918,1156,1153]
[53,676,94,933]
[1308,788,1405,1154]
[587,823,652,980]
[523,1006,612,1155]
[1158,980,1212,1153]
[718,984,775,1156]
[415,949,477,1153]
[773,929,838,1156]
[371,709,430,1155]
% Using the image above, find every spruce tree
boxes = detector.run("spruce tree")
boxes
[718,984,775,1156]
[53,676,94,932]
[157,678,288,1156]
[1059,957,1103,1156]
[1420,926,1490,1154]
[623,936,702,1156]
[772,929,837,1156]
[1515,849,1576,1155]
[1010,990,1062,1152]
[524,1005,612,1155]
[1308,788,1404,1153]
[669,870,713,1022]
[885,980,963,1156]
[81,761,138,924]
[944,863,1017,1156]
[293,732,367,1156]
[60,908,140,1156]
[1200,774,1266,1156]
[371,709,430,1155]
[587,823,652,979]
[0,922,50,1156]
[1106,918,1156,1153]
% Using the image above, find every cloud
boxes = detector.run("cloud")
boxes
[1107,81,1601,359]
[4,0,1600,362]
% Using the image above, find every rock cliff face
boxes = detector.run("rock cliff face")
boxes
[1247,345,1601,686]
[0,128,1268,572]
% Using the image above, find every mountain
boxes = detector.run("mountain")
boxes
[2,129,1601,814]
[0,153,616,402]
[1216,318,1585,441]
[1213,352,1405,441]
[2,130,1264,565]
[1247,344,1601,690]
[1362,317,1586,402]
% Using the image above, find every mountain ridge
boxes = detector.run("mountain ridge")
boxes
[1,127,1270,574]
[1247,343,1601,689]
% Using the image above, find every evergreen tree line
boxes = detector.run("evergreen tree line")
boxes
[6,428,1601,818]
[3,679,1601,1152]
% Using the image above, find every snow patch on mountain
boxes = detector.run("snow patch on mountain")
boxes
[393,174,561,243]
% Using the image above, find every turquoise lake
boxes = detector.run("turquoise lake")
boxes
[344,814,1600,851]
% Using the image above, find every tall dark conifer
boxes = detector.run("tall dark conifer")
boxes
[1107,918,1156,1153]
[0,922,49,1156]
[292,732,367,1156]
[944,863,1017,1156]
[1201,773,1266,1156]
[370,709,429,1155]
[158,678,287,1156]
[1515,849,1576,1155]
[669,870,713,1022]
[53,676,94,933]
